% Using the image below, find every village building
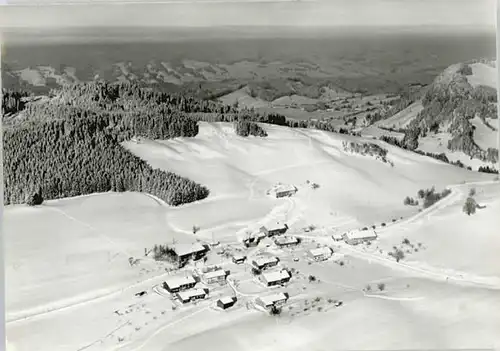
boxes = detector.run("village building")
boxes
[342,229,378,245]
[232,254,247,264]
[176,288,209,304]
[260,269,291,287]
[268,183,298,198]
[307,247,333,261]
[331,232,344,242]
[172,242,209,265]
[256,292,290,310]
[217,296,237,310]
[242,236,261,248]
[251,256,280,271]
[203,269,228,284]
[274,236,300,248]
[163,275,197,293]
[259,222,289,237]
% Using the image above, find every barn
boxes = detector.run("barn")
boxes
[307,247,333,261]
[176,288,209,304]
[270,184,298,198]
[203,269,228,284]
[163,275,197,293]
[252,256,279,271]
[260,222,289,237]
[256,292,290,309]
[274,236,300,248]
[232,255,247,264]
[217,296,237,310]
[260,269,291,287]
[342,229,378,245]
[172,242,209,265]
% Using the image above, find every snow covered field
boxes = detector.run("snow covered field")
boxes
[5,122,500,351]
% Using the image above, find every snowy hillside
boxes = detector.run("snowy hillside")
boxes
[367,60,498,171]
[5,122,500,351]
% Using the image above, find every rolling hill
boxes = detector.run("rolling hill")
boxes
[5,121,500,351]
[365,60,498,171]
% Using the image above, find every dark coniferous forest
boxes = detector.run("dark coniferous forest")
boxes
[2,81,238,206]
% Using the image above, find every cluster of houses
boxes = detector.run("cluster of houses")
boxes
[243,221,290,248]
[162,265,231,305]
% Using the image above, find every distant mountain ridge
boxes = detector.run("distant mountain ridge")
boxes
[374,59,498,169]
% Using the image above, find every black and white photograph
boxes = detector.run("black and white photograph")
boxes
[1,0,499,350]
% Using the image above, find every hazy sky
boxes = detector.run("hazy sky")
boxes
[0,0,497,28]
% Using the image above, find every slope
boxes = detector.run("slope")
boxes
[5,122,498,351]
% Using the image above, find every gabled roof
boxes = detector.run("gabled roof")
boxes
[344,229,378,240]
[203,269,226,279]
[164,275,196,289]
[261,221,288,231]
[309,246,333,257]
[177,288,208,301]
[273,183,297,193]
[253,256,279,267]
[258,292,289,306]
[275,236,299,245]
[218,296,237,305]
[172,242,206,257]
[261,269,291,283]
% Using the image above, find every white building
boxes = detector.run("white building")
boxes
[307,247,333,261]
[260,222,289,237]
[268,183,298,198]
[331,233,344,241]
[252,256,280,271]
[342,229,378,245]
[274,236,300,248]
[260,269,291,287]
[203,269,228,284]
[176,288,209,304]
[163,275,197,293]
[256,292,289,309]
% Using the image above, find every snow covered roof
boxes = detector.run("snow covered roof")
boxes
[253,256,279,267]
[164,275,196,289]
[261,269,291,283]
[233,254,246,260]
[275,236,299,245]
[309,247,333,257]
[173,242,206,257]
[218,296,236,305]
[203,269,226,279]
[177,288,207,300]
[261,221,288,231]
[258,292,289,306]
[332,233,343,240]
[344,229,378,240]
[273,183,297,193]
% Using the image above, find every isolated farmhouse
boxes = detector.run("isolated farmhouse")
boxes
[163,275,197,293]
[268,183,298,198]
[260,269,291,287]
[252,256,280,271]
[256,292,290,310]
[176,288,209,304]
[342,229,378,245]
[307,246,333,261]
